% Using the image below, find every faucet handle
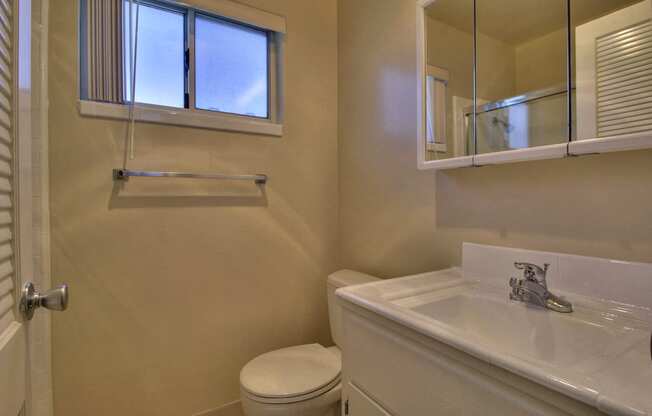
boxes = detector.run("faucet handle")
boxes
[514,262,549,283]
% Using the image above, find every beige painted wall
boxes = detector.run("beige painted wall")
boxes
[515,28,567,93]
[47,0,652,414]
[338,0,652,279]
[49,0,337,415]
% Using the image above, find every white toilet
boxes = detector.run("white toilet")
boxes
[239,270,379,416]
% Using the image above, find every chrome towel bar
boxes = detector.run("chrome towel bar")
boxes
[113,169,267,184]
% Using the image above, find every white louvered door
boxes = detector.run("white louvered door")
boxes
[596,19,652,136]
[0,0,26,415]
[576,0,652,139]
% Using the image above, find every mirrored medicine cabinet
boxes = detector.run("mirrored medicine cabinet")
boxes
[419,0,652,169]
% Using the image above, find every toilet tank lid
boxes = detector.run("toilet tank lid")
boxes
[327,270,380,288]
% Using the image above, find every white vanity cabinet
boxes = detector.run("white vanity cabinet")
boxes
[340,304,606,416]
[344,382,392,416]
[337,244,652,416]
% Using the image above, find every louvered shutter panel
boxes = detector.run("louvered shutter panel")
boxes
[0,0,15,336]
[596,20,652,137]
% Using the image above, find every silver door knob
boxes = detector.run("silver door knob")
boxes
[20,282,69,321]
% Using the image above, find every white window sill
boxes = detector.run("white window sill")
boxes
[78,100,283,137]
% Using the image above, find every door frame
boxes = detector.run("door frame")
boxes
[15,0,53,415]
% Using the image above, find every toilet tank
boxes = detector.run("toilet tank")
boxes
[327,270,380,347]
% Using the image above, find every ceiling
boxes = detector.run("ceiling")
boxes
[426,0,643,45]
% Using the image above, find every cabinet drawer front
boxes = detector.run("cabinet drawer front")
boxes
[342,310,604,416]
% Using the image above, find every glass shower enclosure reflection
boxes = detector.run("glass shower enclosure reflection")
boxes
[472,0,570,156]
[468,87,572,154]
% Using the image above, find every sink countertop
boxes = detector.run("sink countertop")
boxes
[336,267,652,416]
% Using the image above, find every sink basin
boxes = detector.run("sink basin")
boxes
[406,286,621,367]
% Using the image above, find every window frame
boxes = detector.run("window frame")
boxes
[79,0,284,136]
[123,0,188,109]
[425,64,449,154]
[192,11,272,120]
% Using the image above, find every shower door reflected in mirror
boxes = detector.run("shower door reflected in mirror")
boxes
[424,0,474,161]
[573,0,652,141]
[476,0,569,154]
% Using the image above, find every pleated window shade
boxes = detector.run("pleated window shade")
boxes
[82,0,125,103]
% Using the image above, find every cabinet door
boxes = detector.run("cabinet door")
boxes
[346,382,393,416]
[575,0,652,139]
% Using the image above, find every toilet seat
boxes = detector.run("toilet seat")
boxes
[240,344,341,404]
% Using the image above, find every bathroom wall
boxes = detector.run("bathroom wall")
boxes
[429,17,567,101]
[338,0,652,278]
[49,0,338,415]
[427,16,516,101]
[515,28,567,93]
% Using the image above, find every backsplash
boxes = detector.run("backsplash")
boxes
[462,242,652,311]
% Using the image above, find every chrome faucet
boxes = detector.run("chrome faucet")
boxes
[509,262,573,313]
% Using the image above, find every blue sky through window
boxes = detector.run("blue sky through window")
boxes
[195,15,269,118]
[124,2,185,108]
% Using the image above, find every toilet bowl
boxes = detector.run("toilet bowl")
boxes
[239,270,379,416]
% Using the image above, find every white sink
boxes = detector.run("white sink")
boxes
[401,283,640,368]
[338,264,652,416]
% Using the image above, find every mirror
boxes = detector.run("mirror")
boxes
[475,0,569,154]
[424,0,570,161]
[422,0,652,168]
[425,0,475,160]
[572,0,652,141]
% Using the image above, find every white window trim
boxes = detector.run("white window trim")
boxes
[78,99,283,136]
[425,64,449,153]
[180,0,286,33]
[79,0,286,137]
